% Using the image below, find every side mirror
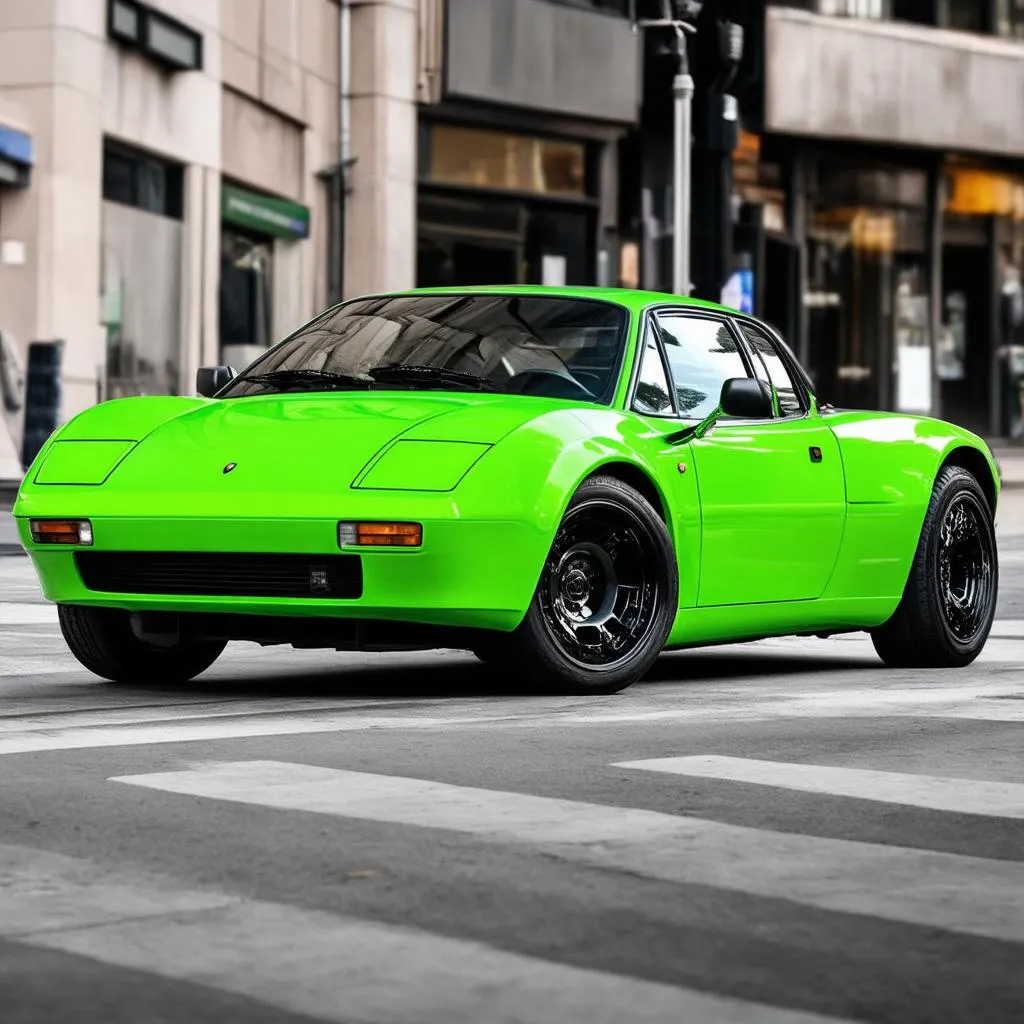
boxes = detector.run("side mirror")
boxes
[196,365,236,398]
[663,376,775,446]
[720,377,774,419]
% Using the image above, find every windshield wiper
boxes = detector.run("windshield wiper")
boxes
[367,364,500,393]
[236,368,374,393]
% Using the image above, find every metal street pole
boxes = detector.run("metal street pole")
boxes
[673,58,694,296]
[632,2,698,296]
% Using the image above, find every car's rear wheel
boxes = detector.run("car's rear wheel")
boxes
[870,465,998,669]
[502,475,677,695]
[58,605,226,684]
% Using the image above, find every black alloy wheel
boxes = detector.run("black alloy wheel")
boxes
[936,491,997,645]
[871,465,998,669]
[539,498,662,669]
[496,475,678,694]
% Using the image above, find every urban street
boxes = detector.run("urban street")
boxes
[1,484,1022,1024]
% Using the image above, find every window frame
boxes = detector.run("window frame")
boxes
[729,310,815,416]
[626,305,815,422]
[630,318,677,417]
[107,0,203,72]
[732,316,809,418]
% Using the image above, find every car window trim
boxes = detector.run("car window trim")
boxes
[634,307,765,425]
[626,304,817,426]
[727,311,814,415]
[626,313,679,418]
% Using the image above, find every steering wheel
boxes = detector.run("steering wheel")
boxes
[505,369,596,402]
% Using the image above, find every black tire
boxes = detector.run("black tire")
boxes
[505,475,678,695]
[58,604,226,684]
[871,466,998,669]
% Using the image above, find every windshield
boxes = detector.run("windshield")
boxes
[220,294,630,404]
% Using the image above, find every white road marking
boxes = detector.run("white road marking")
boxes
[614,756,1024,818]
[3,675,1024,753]
[2,846,848,1024]
[114,760,1024,944]
[0,712,519,755]
[0,602,58,625]
[0,844,237,938]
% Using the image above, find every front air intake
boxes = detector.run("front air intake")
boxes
[75,551,363,599]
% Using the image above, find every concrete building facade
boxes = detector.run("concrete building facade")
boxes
[0,0,643,481]
[0,0,344,478]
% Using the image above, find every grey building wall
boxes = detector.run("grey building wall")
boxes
[445,0,641,124]
[765,6,1024,158]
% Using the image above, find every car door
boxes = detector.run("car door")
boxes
[654,310,847,606]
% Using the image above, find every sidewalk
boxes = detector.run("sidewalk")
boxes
[991,449,1024,491]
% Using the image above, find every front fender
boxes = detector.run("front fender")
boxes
[16,396,209,513]
[454,407,685,609]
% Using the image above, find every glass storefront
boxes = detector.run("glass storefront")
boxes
[944,162,1024,437]
[805,161,929,412]
[417,122,598,289]
[217,183,310,365]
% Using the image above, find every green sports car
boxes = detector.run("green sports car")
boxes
[13,286,1000,694]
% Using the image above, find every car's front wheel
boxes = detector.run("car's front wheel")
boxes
[58,605,226,684]
[502,475,678,695]
[871,465,998,669]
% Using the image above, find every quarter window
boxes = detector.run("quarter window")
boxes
[632,326,674,415]
[657,315,749,420]
[738,322,803,416]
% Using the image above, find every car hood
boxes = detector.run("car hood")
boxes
[21,392,571,515]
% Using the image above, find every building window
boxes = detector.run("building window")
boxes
[107,0,202,71]
[996,0,1024,36]
[422,124,588,198]
[102,141,183,219]
[938,0,987,31]
[220,229,274,353]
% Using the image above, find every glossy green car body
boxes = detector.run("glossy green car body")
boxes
[14,286,1000,655]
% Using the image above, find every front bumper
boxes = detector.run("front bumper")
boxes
[14,513,544,632]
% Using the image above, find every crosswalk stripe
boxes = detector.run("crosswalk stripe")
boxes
[2,681,1023,754]
[0,712,522,755]
[0,602,58,625]
[2,846,849,1024]
[614,756,1024,819]
[113,760,1024,944]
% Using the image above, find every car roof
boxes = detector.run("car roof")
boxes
[355,285,735,317]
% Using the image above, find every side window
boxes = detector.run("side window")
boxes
[738,322,803,416]
[632,326,674,415]
[657,315,749,419]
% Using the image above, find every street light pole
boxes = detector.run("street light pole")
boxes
[632,1,698,296]
[672,45,695,296]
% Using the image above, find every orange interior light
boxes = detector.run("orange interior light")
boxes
[339,522,422,548]
[30,519,93,545]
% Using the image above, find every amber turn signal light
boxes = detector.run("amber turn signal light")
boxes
[30,519,93,545]
[338,521,422,548]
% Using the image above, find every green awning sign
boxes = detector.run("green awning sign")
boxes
[222,184,310,239]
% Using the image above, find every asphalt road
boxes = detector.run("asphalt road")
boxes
[1,494,1023,1024]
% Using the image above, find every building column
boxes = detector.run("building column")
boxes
[0,30,105,420]
[345,0,419,297]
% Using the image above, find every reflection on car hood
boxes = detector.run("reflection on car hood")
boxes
[98,392,571,497]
